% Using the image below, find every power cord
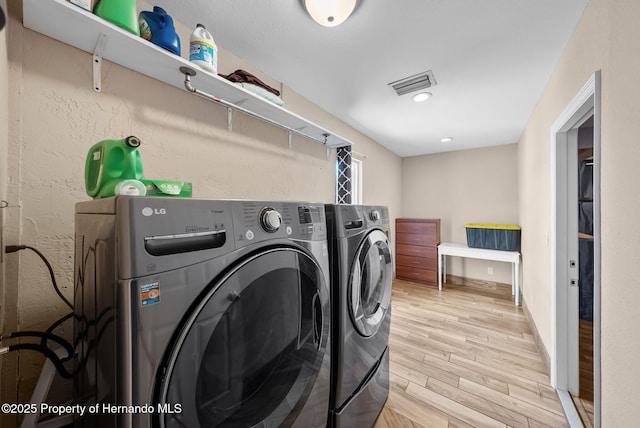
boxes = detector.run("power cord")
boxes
[2,244,75,378]
[5,244,73,310]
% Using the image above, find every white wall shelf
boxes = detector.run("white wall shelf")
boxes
[23,0,352,149]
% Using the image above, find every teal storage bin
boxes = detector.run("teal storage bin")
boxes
[465,224,521,251]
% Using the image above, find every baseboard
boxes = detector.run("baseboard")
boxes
[522,299,551,377]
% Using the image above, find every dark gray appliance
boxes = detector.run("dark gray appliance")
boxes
[74,196,331,427]
[325,204,393,428]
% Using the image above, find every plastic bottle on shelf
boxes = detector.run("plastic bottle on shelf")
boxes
[189,24,217,74]
[139,6,181,56]
[93,0,140,36]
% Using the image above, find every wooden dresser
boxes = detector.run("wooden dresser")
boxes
[395,218,441,286]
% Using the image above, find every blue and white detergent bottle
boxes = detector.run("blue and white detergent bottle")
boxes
[139,6,181,55]
[189,24,217,74]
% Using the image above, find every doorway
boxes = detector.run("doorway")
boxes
[550,72,601,428]
[573,117,595,426]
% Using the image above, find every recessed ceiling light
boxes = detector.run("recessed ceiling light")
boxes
[441,137,453,142]
[412,92,432,102]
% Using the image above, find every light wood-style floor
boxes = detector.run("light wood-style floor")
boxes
[375,277,568,428]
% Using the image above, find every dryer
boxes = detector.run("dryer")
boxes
[325,204,393,428]
[73,196,331,428]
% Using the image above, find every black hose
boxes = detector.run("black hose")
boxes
[2,343,72,379]
[44,312,74,362]
[7,331,73,361]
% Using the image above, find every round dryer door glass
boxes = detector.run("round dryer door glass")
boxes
[156,248,329,428]
[350,229,393,337]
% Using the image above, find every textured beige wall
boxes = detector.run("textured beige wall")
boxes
[401,144,519,284]
[518,0,640,424]
[0,1,401,418]
[1,2,21,426]
[0,0,8,284]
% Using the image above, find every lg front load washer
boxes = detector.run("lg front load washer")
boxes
[73,197,331,428]
[325,204,393,428]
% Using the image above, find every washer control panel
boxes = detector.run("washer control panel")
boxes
[236,201,326,245]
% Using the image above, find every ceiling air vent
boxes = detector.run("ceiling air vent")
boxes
[388,70,437,96]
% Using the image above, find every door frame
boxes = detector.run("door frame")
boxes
[550,71,601,427]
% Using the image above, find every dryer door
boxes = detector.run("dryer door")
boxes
[156,247,329,428]
[350,229,393,337]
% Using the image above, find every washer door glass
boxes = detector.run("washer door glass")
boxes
[156,248,329,428]
[350,229,393,337]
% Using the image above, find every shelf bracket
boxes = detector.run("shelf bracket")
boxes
[288,131,293,150]
[323,134,331,160]
[227,107,233,132]
[92,33,108,93]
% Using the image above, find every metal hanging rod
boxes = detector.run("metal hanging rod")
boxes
[179,67,330,147]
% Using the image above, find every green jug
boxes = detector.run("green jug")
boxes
[94,0,140,36]
[85,136,145,199]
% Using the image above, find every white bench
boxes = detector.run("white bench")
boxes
[437,242,522,306]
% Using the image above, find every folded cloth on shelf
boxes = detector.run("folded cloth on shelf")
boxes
[235,82,284,106]
[220,69,281,97]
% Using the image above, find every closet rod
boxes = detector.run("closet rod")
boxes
[179,67,328,146]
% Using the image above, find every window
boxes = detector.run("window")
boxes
[351,158,362,205]
[336,147,363,204]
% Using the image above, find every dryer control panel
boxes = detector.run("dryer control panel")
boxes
[325,204,390,239]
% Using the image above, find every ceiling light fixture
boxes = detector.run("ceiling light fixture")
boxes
[412,92,432,102]
[304,0,357,27]
[441,137,454,143]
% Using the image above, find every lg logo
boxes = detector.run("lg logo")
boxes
[142,207,167,217]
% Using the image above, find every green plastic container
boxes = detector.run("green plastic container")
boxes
[465,224,521,251]
[85,136,144,199]
[94,0,140,36]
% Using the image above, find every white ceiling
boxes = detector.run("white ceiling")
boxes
[153,0,588,157]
